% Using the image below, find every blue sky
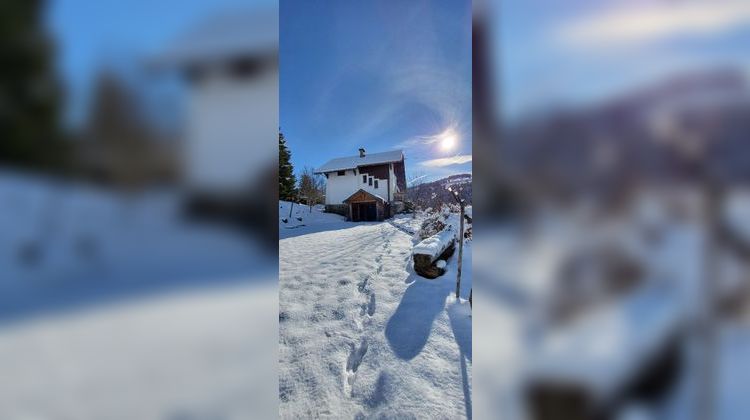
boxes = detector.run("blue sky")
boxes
[280,0,472,182]
[497,0,750,121]
[45,0,275,126]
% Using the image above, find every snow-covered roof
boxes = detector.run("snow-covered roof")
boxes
[156,9,278,67]
[315,150,404,174]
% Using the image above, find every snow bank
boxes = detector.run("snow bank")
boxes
[524,280,686,400]
[388,214,424,237]
[412,226,456,260]
[279,201,347,239]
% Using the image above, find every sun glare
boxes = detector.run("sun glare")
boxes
[439,132,457,151]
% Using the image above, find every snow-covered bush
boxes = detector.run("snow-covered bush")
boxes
[460,206,472,240]
[413,225,457,259]
[418,212,446,239]
[418,204,473,240]
[546,242,644,324]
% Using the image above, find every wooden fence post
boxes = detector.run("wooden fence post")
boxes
[455,200,464,299]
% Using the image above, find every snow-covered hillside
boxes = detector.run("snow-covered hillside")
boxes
[279,205,472,418]
[408,173,472,209]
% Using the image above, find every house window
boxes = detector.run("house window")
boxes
[374,180,378,189]
[227,57,263,79]
[362,175,367,183]
[337,170,346,176]
[368,177,372,186]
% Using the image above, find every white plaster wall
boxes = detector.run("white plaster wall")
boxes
[325,170,358,204]
[325,168,391,204]
[184,66,278,194]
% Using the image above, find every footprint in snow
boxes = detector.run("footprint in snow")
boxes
[346,339,369,374]
[357,276,369,293]
[344,339,369,396]
[367,293,376,316]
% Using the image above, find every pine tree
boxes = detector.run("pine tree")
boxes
[279,131,297,201]
[0,0,65,170]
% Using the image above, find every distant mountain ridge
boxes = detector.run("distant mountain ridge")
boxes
[408,173,472,209]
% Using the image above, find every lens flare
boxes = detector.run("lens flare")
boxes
[440,131,457,151]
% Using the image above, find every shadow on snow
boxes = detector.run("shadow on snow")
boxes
[0,253,270,327]
[385,271,454,360]
[279,221,382,239]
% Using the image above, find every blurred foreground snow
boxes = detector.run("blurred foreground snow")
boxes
[0,170,277,418]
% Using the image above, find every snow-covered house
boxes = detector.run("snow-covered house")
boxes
[315,149,406,221]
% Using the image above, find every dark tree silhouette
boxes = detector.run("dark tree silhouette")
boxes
[0,0,66,170]
[279,130,297,201]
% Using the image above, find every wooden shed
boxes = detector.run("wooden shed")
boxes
[343,189,387,221]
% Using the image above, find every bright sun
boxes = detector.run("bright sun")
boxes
[440,132,457,151]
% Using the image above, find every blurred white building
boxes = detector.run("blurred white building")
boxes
[158,10,278,200]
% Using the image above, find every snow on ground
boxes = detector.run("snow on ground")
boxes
[0,172,265,321]
[279,209,472,418]
[0,282,278,420]
[717,323,750,420]
[388,213,424,237]
[279,201,348,239]
[0,170,277,418]
[472,228,527,420]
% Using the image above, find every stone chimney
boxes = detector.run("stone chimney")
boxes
[359,148,366,158]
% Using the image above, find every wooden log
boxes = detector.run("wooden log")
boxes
[525,329,684,420]
[413,240,455,279]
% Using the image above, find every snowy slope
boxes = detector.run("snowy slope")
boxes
[279,201,348,239]
[279,219,472,418]
[0,171,277,418]
[0,171,263,321]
